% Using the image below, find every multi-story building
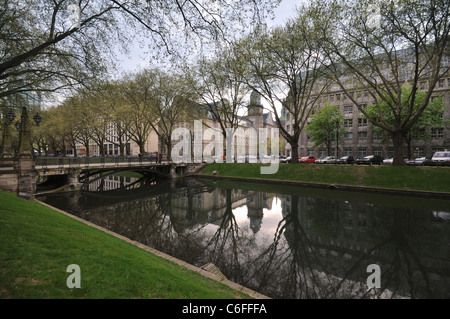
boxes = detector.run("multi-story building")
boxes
[282,77,450,159]
[74,125,159,157]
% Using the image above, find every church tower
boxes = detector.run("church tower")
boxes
[247,90,264,128]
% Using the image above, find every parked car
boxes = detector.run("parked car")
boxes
[299,156,316,164]
[382,157,393,165]
[356,155,384,165]
[412,156,433,166]
[280,156,292,163]
[431,150,450,166]
[382,157,410,165]
[336,156,355,164]
[316,156,337,164]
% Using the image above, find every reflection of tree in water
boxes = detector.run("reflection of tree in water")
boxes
[43,180,450,299]
[202,188,258,287]
[251,195,450,299]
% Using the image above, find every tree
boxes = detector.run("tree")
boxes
[364,84,447,158]
[122,68,194,158]
[101,82,133,157]
[0,0,279,102]
[310,0,450,165]
[148,70,196,160]
[306,104,346,157]
[188,44,250,138]
[240,7,331,163]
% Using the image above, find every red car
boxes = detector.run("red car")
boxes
[299,156,316,164]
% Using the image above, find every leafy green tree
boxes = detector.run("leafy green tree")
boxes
[306,104,346,157]
[240,6,331,163]
[310,0,450,165]
[187,45,250,138]
[0,0,278,102]
[363,85,447,158]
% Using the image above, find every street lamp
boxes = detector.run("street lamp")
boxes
[33,113,42,126]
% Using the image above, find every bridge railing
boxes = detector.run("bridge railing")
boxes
[35,156,164,168]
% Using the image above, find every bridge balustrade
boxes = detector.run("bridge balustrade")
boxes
[35,156,165,168]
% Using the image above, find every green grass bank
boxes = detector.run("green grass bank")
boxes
[0,190,251,299]
[199,163,450,194]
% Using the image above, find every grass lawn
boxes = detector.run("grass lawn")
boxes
[200,163,450,193]
[0,190,250,299]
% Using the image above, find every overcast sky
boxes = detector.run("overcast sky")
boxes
[116,0,305,74]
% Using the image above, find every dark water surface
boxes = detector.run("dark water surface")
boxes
[38,176,450,299]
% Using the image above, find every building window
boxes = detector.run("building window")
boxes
[358,132,367,141]
[420,81,427,90]
[417,128,426,139]
[439,79,445,88]
[358,148,367,158]
[432,147,444,153]
[372,131,383,140]
[373,148,382,156]
[387,149,394,157]
[344,105,353,114]
[319,149,327,158]
[344,148,353,156]
[336,94,341,101]
[431,128,444,138]
[344,132,353,141]
[413,148,424,157]
[358,118,368,127]
[308,149,314,156]
[344,119,353,128]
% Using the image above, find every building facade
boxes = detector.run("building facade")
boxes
[283,78,450,159]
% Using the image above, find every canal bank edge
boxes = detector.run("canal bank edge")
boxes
[34,199,270,300]
[194,174,450,200]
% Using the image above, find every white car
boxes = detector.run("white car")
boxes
[316,156,336,164]
[431,150,450,166]
[382,157,393,165]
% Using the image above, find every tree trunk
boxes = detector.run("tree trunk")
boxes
[120,143,125,157]
[139,143,145,156]
[291,143,299,163]
[166,140,172,162]
[405,134,412,159]
[392,131,406,166]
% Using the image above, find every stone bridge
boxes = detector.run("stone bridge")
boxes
[1,155,207,197]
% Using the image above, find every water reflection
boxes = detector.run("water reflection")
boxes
[38,177,450,299]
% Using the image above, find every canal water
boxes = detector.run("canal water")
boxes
[37,175,450,299]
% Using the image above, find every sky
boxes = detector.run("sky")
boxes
[116,0,305,74]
